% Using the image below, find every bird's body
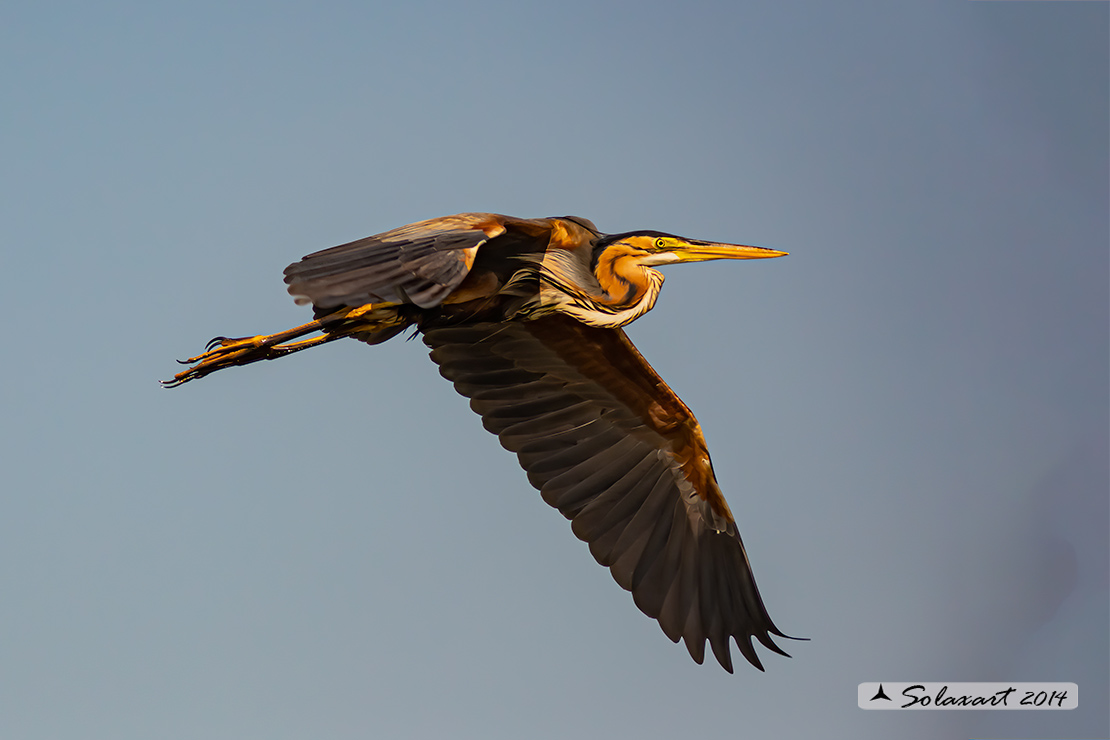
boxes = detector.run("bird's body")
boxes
[167,212,794,672]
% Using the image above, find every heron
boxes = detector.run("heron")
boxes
[165,212,795,672]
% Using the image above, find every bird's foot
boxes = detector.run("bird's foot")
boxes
[162,321,336,387]
[162,335,275,387]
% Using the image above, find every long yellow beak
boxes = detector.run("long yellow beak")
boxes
[674,240,788,262]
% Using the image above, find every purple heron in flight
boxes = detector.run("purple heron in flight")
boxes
[166,212,794,672]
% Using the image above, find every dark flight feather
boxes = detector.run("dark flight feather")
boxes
[423,314,788,671]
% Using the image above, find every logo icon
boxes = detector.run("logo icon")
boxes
[869,684,892,702]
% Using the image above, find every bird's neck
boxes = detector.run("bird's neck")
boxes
[523,245,664,329]
[568,250,664,328]
[594,248,661,307]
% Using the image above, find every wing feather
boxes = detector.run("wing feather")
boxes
[608,474,676,586]
[423,314,789,671]
[283,213,545,310]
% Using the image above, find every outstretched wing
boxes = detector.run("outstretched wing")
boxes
[423,314,790,672]
[283,213,535,311]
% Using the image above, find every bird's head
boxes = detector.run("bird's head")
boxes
[595,230,787,266]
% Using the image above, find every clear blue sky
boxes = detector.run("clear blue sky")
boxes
[2,2,1106,738]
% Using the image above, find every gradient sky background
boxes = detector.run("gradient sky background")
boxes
[2,2,1107,739]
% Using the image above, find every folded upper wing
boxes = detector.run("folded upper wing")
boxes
[423,314,789,671]
[283,213,533,310]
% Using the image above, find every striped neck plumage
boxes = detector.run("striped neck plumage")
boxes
[537,247,666,329]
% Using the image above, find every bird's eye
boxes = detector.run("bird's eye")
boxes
[654,238,667,249]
